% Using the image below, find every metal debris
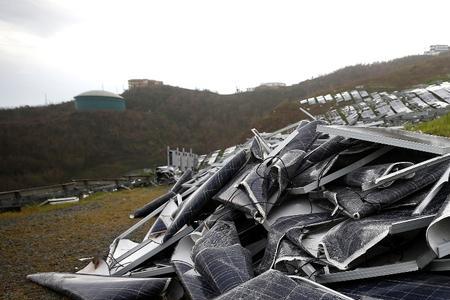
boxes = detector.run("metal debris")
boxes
[300,82,450,127]
[28,114,450,299]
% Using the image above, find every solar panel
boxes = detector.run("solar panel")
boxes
[317,95,326,104]
[342,92,352,101]
[258,212,337,273]
[216,269,349,300]
[334,93,344,102]
[148,218,167,234]
[324,94,334,101]
[208,150,221,165]
[319,209,435,270]
[164,150,248,242]
[334,272,450,300]
[350,90,362,101]
[427,85,450,104]
[317,125,450,154]
[414,89,448,109]
[323,163,448,219]
[308,97,317,105]
[359,90,369,98]
[27,272,170,300]
[389,99,412,114]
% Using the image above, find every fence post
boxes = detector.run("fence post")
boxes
[62,184,68,196]
[83,180,89,191]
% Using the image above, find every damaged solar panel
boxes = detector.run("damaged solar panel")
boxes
[27,112,450,299]
[317,124,450,154]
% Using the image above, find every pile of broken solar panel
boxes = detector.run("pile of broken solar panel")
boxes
[28,120,450,300]
[298,82,450,126]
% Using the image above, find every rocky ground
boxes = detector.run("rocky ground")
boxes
[0,186,168,299]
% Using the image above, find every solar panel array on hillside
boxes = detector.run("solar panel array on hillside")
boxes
[299,82,450,126]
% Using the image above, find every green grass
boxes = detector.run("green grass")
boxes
[405,112,450,137]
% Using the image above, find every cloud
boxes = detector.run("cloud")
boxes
[0,0,449,107]
[0,0,79,37]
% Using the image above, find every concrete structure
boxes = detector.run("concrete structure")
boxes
[167,147,198,171]
[254,82,286,90]
[74,90,126,111]
[424,45,449,56]
[128,79,163,89]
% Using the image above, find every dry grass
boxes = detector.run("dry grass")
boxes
[0,186,168,299]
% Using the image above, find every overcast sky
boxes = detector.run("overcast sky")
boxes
[0,0,449,107]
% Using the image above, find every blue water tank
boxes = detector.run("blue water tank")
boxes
[74,90,126,111]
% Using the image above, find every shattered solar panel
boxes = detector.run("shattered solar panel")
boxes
[216,270,349,300]
[308,97,317,105]
[334,93,344,102]
[27,99,450,300]
[359,90,369,98]
[375,102,396,117]
[350,90,362,102]
[335,272,450,300]
[324,94,334,102]
[207,150,221,165]
[258,212,338,273]
[426,193,450,257]
[340,106,359,125]
[192,221,254,294]
[327,109,346,125]
[197,154,207,167]
[341,91,352,101]
[427,85,450,104]
[404,93,430,109]
[360,107,377,120]
[317,125,450,154]
[319,209,432,269]
[27,273,170,300]
[164,149,248,241]
[414,88,448,109]
[317,95,326,104]
[322,163,448,219]
[389,99,412,114]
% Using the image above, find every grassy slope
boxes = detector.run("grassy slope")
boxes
[406,112,450,137]
[1,52,450,191]
[0,186,168,299]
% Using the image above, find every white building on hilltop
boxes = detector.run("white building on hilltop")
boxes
[424,45,449,56]
[128,79,163,89]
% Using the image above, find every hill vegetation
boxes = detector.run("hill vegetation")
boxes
[1,52,450,191]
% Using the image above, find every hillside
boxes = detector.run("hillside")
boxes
[1,52,450,191]
[254,51,450,131]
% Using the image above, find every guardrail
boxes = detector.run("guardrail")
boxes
[0,175,155,212]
